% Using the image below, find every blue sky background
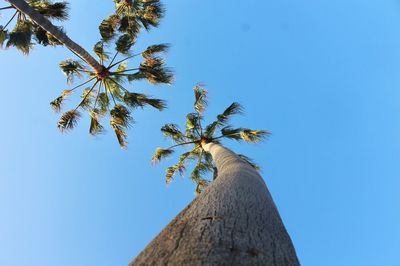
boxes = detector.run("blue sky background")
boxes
[1,0,400,265]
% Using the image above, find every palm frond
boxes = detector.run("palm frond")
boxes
[89,109,104,135]
[99,14,119,41]
[110,104,132,128]
[0,26,7,47]
[115,33,134,54]
[28,0,69,20]
[118,15,140,39]
[50,96,63,112]
[239,129,270,143]
[110,105,132,148]
[142,43,169,58]
[161,124,185,142]
[6,20,32,54]
[57,110,81,132]
[152,148,174,164]
[122,91,166,111]
[217,102,243,124]
[93,41,109,61]
[238,154,260,171]
[139,57,173,84]
[59,59,84,83]
[98,92,110,115]
[220,126,244,141]
[193,85,207,114]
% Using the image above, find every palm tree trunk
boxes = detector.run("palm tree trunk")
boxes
[7,0,103,73]
[130,142,300,265]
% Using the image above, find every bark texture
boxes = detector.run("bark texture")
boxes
[7,0,103,72]
[131,143,300,266]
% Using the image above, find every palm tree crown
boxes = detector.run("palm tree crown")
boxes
[53,41,173,148]
[0,0,68,54]
[152,86,270,194]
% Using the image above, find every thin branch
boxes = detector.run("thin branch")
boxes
[69,77,96,92]
[103,80,117,106]
[108,77,129,93]
[0,6,14,11]
[107,51,119,68]
[93,81,103,108]
[108,53,140,69]
[111,68,139,74]
[167,140,199,150]
[74,80,99,111]
[4,10,17,29]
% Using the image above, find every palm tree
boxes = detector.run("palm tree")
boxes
[132,86,300,265]
[0,0,69,54]
[2,0,172,147]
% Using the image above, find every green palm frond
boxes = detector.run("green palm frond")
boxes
[110,104,132,147]
[27,0,69,20]
[93,41,109,61]
[161,124,185,142]
[99,14,119,41]
[59,59,84,83]
[57,110,81,132]
[142,43,169,58]
[238,154,261,171]
[89,109,104,135]
[153,85,267,194]
[34,26,62,46]
[6,20,32,54]
[138,57,173,84]
[152,148,174,164]
[118,15,140,39]
[193,85,207,114]
[110,104,132,128]
[239,129,270,143]
[122,91,166,111]
[115,33,134,54]
[0,26,7,47]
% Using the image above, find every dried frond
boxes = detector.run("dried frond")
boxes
[161,124,185,142]
[50,96,64,112]
[165,166,177,184]
[193,85,207,114]
[57,110,81,132]
[152,148,174,164]
[142,43,170,58]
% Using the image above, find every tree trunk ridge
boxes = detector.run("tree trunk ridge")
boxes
[7,0,103,73]
[130,143,300,266]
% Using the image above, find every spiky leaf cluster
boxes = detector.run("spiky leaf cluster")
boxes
[152,86,269,194]
[0,1,69,54]
[99,0,164,54]
[52,42,172,148]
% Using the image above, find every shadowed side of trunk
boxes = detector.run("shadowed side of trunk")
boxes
[130,143,300,266]
[7,0,103,72]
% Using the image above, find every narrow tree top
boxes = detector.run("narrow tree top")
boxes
[152,86,270,194]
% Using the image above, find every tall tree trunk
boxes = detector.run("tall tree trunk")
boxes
[131,142,300,265]
[7,0,103,73]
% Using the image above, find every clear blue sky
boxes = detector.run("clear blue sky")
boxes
[1,0,400,265]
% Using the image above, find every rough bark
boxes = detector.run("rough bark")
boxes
[131,143,300,266]
[7,0,103,73]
